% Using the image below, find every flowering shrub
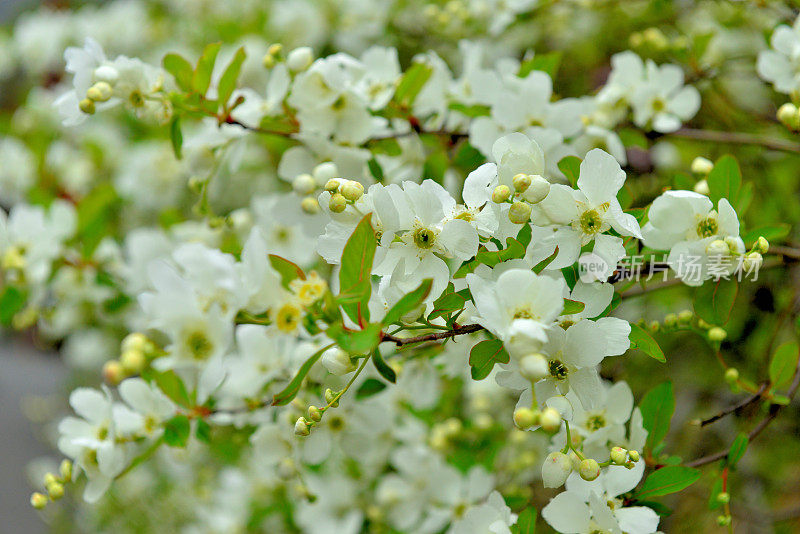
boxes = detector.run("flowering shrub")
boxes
[2,1,800,532]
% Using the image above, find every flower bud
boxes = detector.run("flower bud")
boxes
[777,102,800,130]
[307,405,322,422]
[664,313,677,328]
[87,81,113,102]
[512,173,531,193]
[628,449,640,462]
[294,417,310,436]
[262,53,276,69]
[525,175,551,204]
[706,239,729,256]
[120,348,146,374]
[568,450,582,471]
[328,193,347,213]
[725,367,739,383]
[677,310,693,324]
[513,407,538,429]
[542,451,572,488]
[508,201,532,224]
[624,460,636,469]
[324,388,339,407]
[742,252,762,272]
[300,196,320,214]
[610,446,628,465]
[30,492,48,509]
[691,157,714,175]
[324,179,340,192]
[287,47,314,72]
[340,180,364,201]
[268,43,283,56]
[492,185,511,203]
[716,492,730,504]
[579,458,601,481]
[708,327,727,342]
[314,162,339,183]
[693,179,710,196]
[79,98,96,115]
[293,173,317,195]
[519,353,549,382]
[44,473,58,487]
[102,360,125,385]
[716,515,732,526]
[321,348,355,375]
[59,459,72,480]
[539,407,562,433]
[46,481,64,500]
[94,65,119,85]
[755,236,769,254]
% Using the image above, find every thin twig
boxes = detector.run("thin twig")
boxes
[669,128,800,154]
[698,382,769,427]
[381,323,484,346]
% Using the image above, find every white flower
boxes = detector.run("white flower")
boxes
[630,61,701,133]
[467,266,565,352]
[449,491,517,534]
[757,17,800,94]
[118,378,176,438]
[641,190,745,286]
[536,149,642,279]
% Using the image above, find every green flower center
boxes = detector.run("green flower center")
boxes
[186,330,213,360]
[697,216,718,238]
[413,227,436,249]
[580,209,604,235]
[585,412,607,431]
[548,359,569,380]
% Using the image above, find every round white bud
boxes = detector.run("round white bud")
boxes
[59,459,72,480]
[292,173,317,195]
[324,179,340,192]
[525,175,551,204]
[321,348,356,375]
[705,239,730,256]
[79,98,96,115]
[492,185,511,203]
[725,367,739,383]
[693,179,710,196]
[120,348,146,374]
[742,252,763,272]
[329,193,347,213]
[579,458,601,481]
[93,65,119,85]
[708,327,727,342]
[300,197,320,215]
[513,173,532,193]
[755,236,769,254]
[307,405,322,422]
[628,449,640,462]
[340,180,364,201]
[313,162,339,183]
[778,102,800,130]
[513,407,538,429]
[30,492,48,509]
[519,353,549,382]
[294,417,310,436]
[508,201,532,224]
[87,81,113,102]
[287,47,314,72]
[610,446,628,465]
[542,451,573,488]
[691,156,714,175]
[102,360,125,385]
[539,407,562,433]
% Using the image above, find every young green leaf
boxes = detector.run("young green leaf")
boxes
[707,155,742,209]
[693,279,737,326]
[162,53,194,92]
[339,213,377,324]
[511,507,537,534]
[382,279,433,326]
[469,339,510,380]
[328,323,382,355]
[150,369,192,408]
[561,298,585,316]
[629,323,666,362]
[0,286,27,326]
[557,156,581,187]
[727,433,748,468]
[518,51,562,78]
[635,466,701,500]
[356,378,387,399]
[272,345,330,406]
[269,254,306,289]
[394,62,433,107]
[163,415,191,447]
[769,341,799,389]
[170,117,183,159]
[639,381,674,452]
[217,46,247,109]
[192,42,222,96]
[372,348,397,383]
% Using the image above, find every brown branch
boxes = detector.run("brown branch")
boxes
[698,382,769,427]
[669,128,800,154]
[381,323,484,346]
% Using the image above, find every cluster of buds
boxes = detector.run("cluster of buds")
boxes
[326,178,365,213]
[609,446,640,468]
[263,44,314,72]
[491,173,551,224]
[293,387,341,437]
[293,162,339,215]
[102,333,160,385]
[31,460,72,509]
[629,27,670,51]
[691,156,713,195]
[513,405,562,433]
[78,65,119,115]
[430,418,463,451]
[543,444,642,488]
[422,1,470,28]
[648,309,694,333]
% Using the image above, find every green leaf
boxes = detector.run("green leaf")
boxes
[162,53,194,92]
[561,298,585,316]
[394,62,433,107]
[195,419,212,443]
[328,323,382,355]
[558,156,581,187]
[163,415,191,447]
[428,290,467,322]
[269,254,306,289]
[511,507,536,534]
[383,279,433,326]
[708,477,724,510]
[639,381,674,452]
[741,224,790,244]
[469,339,510,380]
[372,348,397,383]
[519,51,562,78]
[707,155,742,209]
[217,46,246,108]
[339,214,377,324]
[769,341,799,389]
[170,117,183,159]
[727,433,748,468]
[192,42,221,96]
[151,370,192,408]
[635,466,701,500]
[448,102,491,117]
[693,279,738,326]
[272,345,330,406]
[355,378,387,399]
[532,246,559,274]
[0,286,27,326]
[618,128,649,149]
[77,183,119,255]
[629,323,666,362]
